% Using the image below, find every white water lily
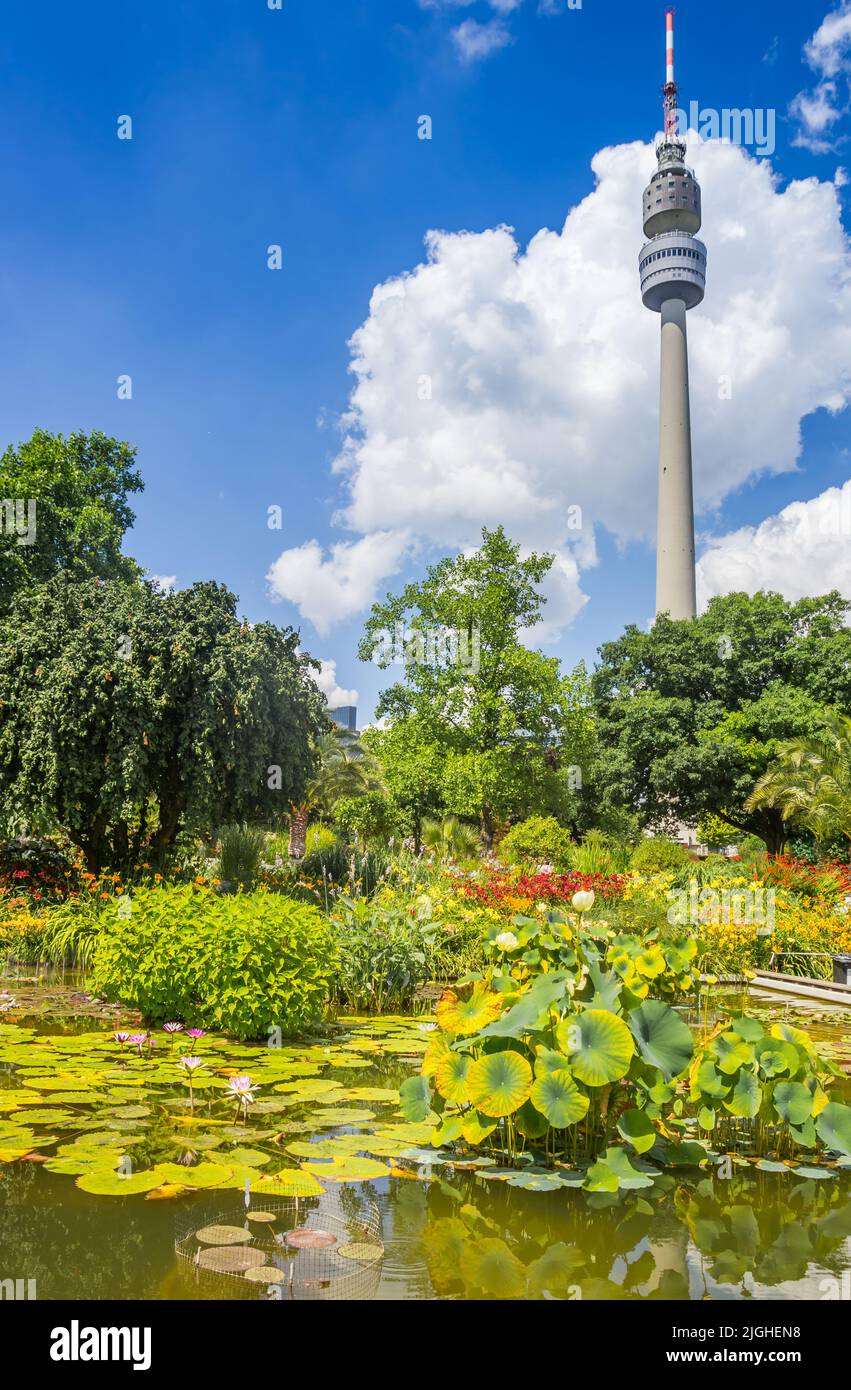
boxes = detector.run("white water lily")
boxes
[571,890,595,913]
[495,931,519,951]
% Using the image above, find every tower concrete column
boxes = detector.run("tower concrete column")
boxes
[656,297,696,619]
[639,11,706,623]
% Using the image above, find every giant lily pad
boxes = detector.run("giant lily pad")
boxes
[76,1169,166,1196]
[436,984,504,1036]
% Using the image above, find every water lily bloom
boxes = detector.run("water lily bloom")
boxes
[572,890,595,913]
[113,1031,132,1045]
[186,1028,207,1042]
[226,1075,257,1114]
[163,1022,184,1034]
[495,931,519,951]
[179,1056,206,1072]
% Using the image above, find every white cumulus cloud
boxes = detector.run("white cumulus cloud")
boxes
[269,136,851,635]
[314,658,358,710]
[266,531,409,637]
[791,3,851,151]
[697,480,851,606]
[451,18,513,63]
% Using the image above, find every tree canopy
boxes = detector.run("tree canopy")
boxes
[0,429,143,611]
[591,591,851,852]
[358,527,594,843]
[0,575,326,869]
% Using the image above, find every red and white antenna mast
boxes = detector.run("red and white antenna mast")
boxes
[663,9,678,139]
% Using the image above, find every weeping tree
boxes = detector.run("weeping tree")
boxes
[0,574,327,870]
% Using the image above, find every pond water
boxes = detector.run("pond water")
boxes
[1,976,851,1302]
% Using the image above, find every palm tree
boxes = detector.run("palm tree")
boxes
[288,729,383,856]
[421,815,480,863]
[745,711,851,847]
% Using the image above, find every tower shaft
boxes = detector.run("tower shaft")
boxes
[656,298,696,619]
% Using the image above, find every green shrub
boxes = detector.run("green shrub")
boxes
[630,837,692,873]
[90,885,336,1040]
[572,829,631,874]
[305,823,338,854]
[335,793,396,845]
[497,816,574,869]
[215,823,266,890]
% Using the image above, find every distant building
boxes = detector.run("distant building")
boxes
[331,705,357,732]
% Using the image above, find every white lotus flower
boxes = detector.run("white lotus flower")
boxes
[495,931,519,951]
[571,890,595,913]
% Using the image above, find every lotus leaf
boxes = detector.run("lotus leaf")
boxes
[557,1010,634,1087]
[617,1108,657,1154]
[435,984,504,1036]
[772,1081,813,1127]
[628,1000,693,1080]
[585,1146,656,1192]
[435,1052,472,1105]
[816,1101,851,1156]
[724,1071,761,1119]
[530,1070,589,1128]
[467,1050,533,1117]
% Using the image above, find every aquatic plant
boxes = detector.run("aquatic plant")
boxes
[404,905,851,1189]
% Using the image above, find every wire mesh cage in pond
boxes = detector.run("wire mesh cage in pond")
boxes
[174,1188,384,1300]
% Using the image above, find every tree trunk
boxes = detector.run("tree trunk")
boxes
[763,813,787,858]
[481,806,495,852]
[289,805,309,858]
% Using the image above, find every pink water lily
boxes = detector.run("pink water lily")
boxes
[179,1056,206,1072]
[113,1031,132,1045]
[163,1022,184,1034]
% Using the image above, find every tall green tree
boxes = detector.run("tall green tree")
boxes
[592,591,851,852]
[358,527,594,846]
[0,429,143,611]
[0,575,326,869]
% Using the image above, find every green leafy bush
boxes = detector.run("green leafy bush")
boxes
[498,816,574,870]
[90,885,336,1039]
[0,835,79,904]
[335,792,397,845]
[630,837,692,873]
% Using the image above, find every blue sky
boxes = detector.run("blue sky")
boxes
[1,0,849,720]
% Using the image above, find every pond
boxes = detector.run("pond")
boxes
[1,976,851,1301]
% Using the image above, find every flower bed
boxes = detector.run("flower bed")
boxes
[453,867,627,912]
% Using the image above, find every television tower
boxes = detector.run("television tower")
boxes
[639,9,706,620]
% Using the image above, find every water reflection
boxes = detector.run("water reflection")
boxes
[378,1167,851,1301]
